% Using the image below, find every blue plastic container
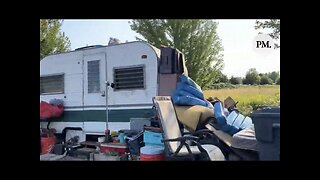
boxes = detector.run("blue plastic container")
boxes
[118,133,125,144]
[143,130,164,146]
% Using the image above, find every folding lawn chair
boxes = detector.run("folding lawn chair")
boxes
[152,96,225,161]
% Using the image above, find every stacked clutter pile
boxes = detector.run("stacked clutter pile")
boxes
[100,130,138,156]
[140,126,165,161]
[171,74,253,136]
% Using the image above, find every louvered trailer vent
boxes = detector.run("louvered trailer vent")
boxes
[113,66,145,90]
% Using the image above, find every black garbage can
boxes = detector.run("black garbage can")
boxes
[250,107,280,160]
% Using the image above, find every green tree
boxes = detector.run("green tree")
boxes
[212,71,228,83]
[218,73,229,83]
[255,19,280,48]
[267,71,280,83]
[276,77,280,85]
[260,75,273,85]
[229,76,242,85]
[130,19,224,89]
[243,68,261,85]
[40,19,71,60]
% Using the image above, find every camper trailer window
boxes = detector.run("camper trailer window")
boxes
[114,66,145,90]
[88,60,100,93]
[40,74,64,94]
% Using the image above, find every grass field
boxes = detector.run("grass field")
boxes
[203,85,280,116]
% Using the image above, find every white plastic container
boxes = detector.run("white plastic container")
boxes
[98,136,105,142]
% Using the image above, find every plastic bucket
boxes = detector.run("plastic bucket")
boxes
[140,145,164,161]
[41,136,56,154]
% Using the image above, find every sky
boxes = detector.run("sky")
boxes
[61,19,280,78]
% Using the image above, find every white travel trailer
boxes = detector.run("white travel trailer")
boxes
[40,41,187,140]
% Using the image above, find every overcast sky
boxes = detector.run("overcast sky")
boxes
[61,19,280,78]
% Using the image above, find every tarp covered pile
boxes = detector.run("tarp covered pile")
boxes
[171,74,252,135]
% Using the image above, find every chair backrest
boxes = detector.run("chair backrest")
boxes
[153,96,181,153]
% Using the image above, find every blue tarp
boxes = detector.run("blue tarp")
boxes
[176,82,204,100]
[172,74,212,109]
[180,74,202,92]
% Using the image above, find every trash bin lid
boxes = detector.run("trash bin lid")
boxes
[250,106,280,142]
[250,106,280,118]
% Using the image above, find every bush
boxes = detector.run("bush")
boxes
[211,83,237,89]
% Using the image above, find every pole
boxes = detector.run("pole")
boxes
[105,81,110,142]
[105,52,109,141]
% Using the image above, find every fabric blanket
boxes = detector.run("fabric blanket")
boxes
[174,105,214,132]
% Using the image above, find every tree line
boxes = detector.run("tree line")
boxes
[219,68,280,85]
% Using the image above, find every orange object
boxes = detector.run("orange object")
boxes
[140,153,164,161]
[41,136,56,154]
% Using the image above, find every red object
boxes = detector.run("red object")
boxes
[41,136,56,154]
[113,138,119,143]
[140,153,165,161]
[40,101,64,119]
[100,143,128,155]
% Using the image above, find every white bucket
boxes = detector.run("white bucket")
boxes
[98,137,105,142]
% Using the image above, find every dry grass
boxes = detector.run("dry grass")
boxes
[204,85,280,116]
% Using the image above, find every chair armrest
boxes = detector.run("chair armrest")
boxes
[162,135,199,143]
[183,129,214,140]
[182,131,192,135]
[193,129,213,136]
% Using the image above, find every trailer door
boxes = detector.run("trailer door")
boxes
[83,52,106,107]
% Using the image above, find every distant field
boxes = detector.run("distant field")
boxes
[203,85,280,116]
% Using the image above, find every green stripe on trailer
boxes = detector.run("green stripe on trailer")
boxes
[44,108,155,122]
